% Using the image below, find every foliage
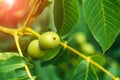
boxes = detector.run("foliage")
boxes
[0,0,120,80]
[83,0,120,52]
[72,60,98,80]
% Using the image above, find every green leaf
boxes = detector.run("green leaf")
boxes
[41,46,68,66]
[72,60,98,80]
[54,0,79,36]
[91,54,106,71]
[91,54,106,66]
[32,61,61,80]
[104,62,118,80]
[0,56,27,73]
[0,52,19,61]
[83,0,120,52]
[0,71,17,80]
[41,45,62,62]
[9,76,36,80]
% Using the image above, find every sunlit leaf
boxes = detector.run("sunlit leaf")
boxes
[0,52,19,61]
[72,60,98,80]
[0,56,27,73]
[83,0,120,52]
[54,0,79,36]
[9,76,36,80]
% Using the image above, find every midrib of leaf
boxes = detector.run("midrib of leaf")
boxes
[61,0,75,33]
[0,64,25,69]
[54,0,79,36]
[72,60,98,80]
[100,0,107,48]
[83,0,120,52]
[85,62,89,80]
[0,64,25,73]
[61,0,65,33]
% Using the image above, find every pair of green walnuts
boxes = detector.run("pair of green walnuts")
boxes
[27,32,60,59]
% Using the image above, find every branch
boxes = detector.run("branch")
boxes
[0,26,16,35]
[13,31,34,80]
[25,27,41,38]
[22,0,40,29]
[60,42,119,80]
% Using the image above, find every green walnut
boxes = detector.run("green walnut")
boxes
[39,32,60,50]
[81,43,95,54]
[74,32,87,45]
[27,40,47,59]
